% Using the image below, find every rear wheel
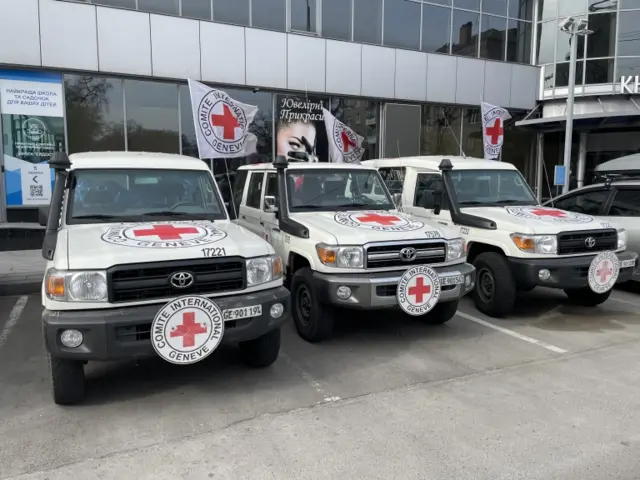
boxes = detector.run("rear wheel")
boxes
[48,354,85,405]
[291,267,335,342]
[564,287,612,307]
[472,252,516,317]
[420,300,459,325]
[239,328,281,368]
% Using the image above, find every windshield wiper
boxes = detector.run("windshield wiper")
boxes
[492,199,532,205]
[293,204,326,209]
[458,201,485,206]
[140,211,204,219]
[72,214,118,220]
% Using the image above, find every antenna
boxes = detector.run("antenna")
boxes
[397,140,401,158]
[441,107,466,158]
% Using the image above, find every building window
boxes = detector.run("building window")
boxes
[331,98,379,160]
[64,75,126,154]
[124,80,180,154]
[617,57,640,80]
[321,0,352,41]
[556,18,586,63]
[138,0,179,15]
[555,61,584,87]
[290,0,318,33]
[383,0,421,50]
[452,9,480,57]
[181,0,212,20]
[420,106,462,156]
[92,0,136,8]
[252,0,286,31]
[354,0,382,44]
[454,0,480,11]
[462,108,483,158]
[214,0,250,27]
[586,12,616,58]
[480,14,507,61]
[537,20,556,64]
[617,10,640,57]
[559,0,587,17]
[483,0,507,17]
[509,0,533,20]
[584,58,614,84]
[538,0,558,21]
[422,4,451,53]
[507,19,532,64]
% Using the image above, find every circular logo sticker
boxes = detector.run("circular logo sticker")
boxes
[397,266,441,316]
[506,206,593,224]
[197,90,249,155]
[101,221,227,249]
[151,295,224,365]
[22,118,47,141]
[334,211,424,232]
[588,251,620,294]
[332,121,363,164]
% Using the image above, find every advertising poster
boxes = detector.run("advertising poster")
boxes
[0,70,65,206]
[275,94,330,162]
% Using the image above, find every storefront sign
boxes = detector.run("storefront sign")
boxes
[275,94,329,162]
[620,76,640,94]
[0,70,65,206]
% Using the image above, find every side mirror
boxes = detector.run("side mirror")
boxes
[392,193,402,209]
[433,190,443,215]
[38,206,50,227]
[264,195,278,213]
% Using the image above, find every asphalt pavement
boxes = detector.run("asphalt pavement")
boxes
[1,287,640,479]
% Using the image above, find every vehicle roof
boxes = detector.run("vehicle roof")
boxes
[68,151,209,171]
[363,156,519,171]
[595,154,640,173]
[238,161,377,171]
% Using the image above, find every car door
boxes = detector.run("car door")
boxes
[261,172,286,254]
[602,186,640,256]
[237,170,265,237]
[405,172,453,227]
[545,187,612,216]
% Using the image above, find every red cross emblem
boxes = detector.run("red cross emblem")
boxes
[408,276,432,303]
[133,224,200,240]
[356,213,401,226]
[596,261,613,283]
[530,208,566,218]
[211,103,240,140]
[486,118,504,145]
[340,130,357,153]
[170,311,208,348]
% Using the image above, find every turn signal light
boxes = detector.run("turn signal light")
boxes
[273,256,283,278]
[46,275,65,297]
[316,246,337,264]
[511,235,535,252]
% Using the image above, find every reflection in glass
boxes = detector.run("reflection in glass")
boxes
[422,5,452,53]
[214,0,250,26]
[137,0,179,15]
[124,80,179,154]
[539,0,558,20]
[427,0,452,5]
[331,98,379,160]
[501,112,534,173]
[509,0,533,20]
[420,106,462,156]
[251,0,286,31]
[617,57,640,80]
[480,15,507,61]
[555,61,584,87]
[558,0,587,17]
[588,0,617,12]
[291,0,317,33]
[181,0,212,20]
[585,59,614,84]
[557,19,586,62]
[461,108,483,158]
[92,0,135,8]
[454,0,480,11]
[620,0,640,8]
[617,11,640,57]
[452,9,480,57]
[321,0,352,40]
[543,64,555,89]
[383,0,421,50]
[354,0,383,44]
[64,75,125,154]
[483,0,507,16]
[537,20,556,64]
[586,12,616,58]
[178,85,198,158]
[507,19,532,63]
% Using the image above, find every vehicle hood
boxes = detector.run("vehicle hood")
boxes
[291,210,458,243]
[65,220,271,270]
[461,205,609,234]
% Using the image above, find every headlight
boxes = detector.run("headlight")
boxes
[446,238,466,262]
[617,229,627,250]
[316,244,364,268]
[45,268,108,302]
[511,233,557,254]
[246,255,283,286]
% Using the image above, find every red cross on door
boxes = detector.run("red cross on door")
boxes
[530,208,566,218]
[486,118,504,145]
[596,261,613,283]
[356,213,401,226]
[170,312,208,348]
[341,130,357,153]
[211,104,240,140]
[133,224,200,240]
[408,277,432,303]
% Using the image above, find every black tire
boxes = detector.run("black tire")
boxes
[564,287,612,307]
[48,354,85,405]
[420,300,459,325]
[239,328,281,368]
[472,252,516,317]
[291,267,335,342]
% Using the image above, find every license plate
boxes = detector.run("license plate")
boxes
[440,274,464,286]
[222,305,262,321]
[621,259,636,269]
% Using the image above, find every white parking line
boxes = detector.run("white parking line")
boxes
[456,311,568,354]
[0,295,29,348]
[281,352,341,404]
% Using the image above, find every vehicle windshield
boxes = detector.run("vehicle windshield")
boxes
[66,168,227,224]
[286,169,395,212]
[451,169,538,207]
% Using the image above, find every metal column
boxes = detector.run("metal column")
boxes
[536,132,544,202]
[577,132,588,188]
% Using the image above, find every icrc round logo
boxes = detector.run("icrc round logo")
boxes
[101,221,227,248]
[332,121,362,163]
[396,265,442,316]
[197,90,248,155]
[334,211,424,232]
[505,206,593,224]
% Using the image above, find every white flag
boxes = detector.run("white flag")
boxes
[188,78,258,159]
[480,101,512,160]
[322,108,365,163]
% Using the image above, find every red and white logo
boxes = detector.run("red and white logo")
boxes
[151,296,224,365]
[198,91,249,155]
[332,122,364,164]
[481,102,511,160]
[334,211,425,232]
[506,206,593,224]
[101,221,227,248]
[587,251,620,294]
[397,266,441,316]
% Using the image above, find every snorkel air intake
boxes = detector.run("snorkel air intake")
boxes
[273,154,309,238]
[42,152,72,260]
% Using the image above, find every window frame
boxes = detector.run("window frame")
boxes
[604,186,640,217]
[548,186,613,215]
[413,172,450,210]
[231,169,248,219]
[263,173,279,211]
[245,171,266,210]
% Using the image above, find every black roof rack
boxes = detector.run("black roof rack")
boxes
[593,171,640,186]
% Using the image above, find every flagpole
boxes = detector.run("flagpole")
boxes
[223,158,238,219]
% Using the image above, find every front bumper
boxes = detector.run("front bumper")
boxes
[43,286,290,361]
[508,251,638,290]
[312,262,476,309]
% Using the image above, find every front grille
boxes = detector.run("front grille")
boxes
[557,229,617,255]
[365,241,446,269]
[107,257,245,303]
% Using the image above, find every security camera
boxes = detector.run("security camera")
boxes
[576,19,593,34]
[559,16,575,32]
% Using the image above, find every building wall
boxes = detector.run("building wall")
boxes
[0,0,540,110]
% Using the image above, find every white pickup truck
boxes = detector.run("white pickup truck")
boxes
[40,151,289,405]
[233,155,476,342]
[364,156,638,317]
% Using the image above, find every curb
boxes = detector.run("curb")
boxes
[0,281,41,297]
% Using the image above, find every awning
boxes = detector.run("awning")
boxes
[515,110,640,132]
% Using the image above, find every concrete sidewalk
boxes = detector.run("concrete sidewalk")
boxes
[0,249,45,296]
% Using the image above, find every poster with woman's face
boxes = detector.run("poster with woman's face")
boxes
[275,94,329,162]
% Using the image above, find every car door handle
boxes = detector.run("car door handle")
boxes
[272,227,280,232]
[259,221,264,226]
[438,221,448,226]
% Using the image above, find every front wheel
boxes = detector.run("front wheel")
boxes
[239,328,281,368]
[48,354,85,405]
[472,252,516,318]
[291,267,335,343]
[564,287,612,307]
[420,300,459,325]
